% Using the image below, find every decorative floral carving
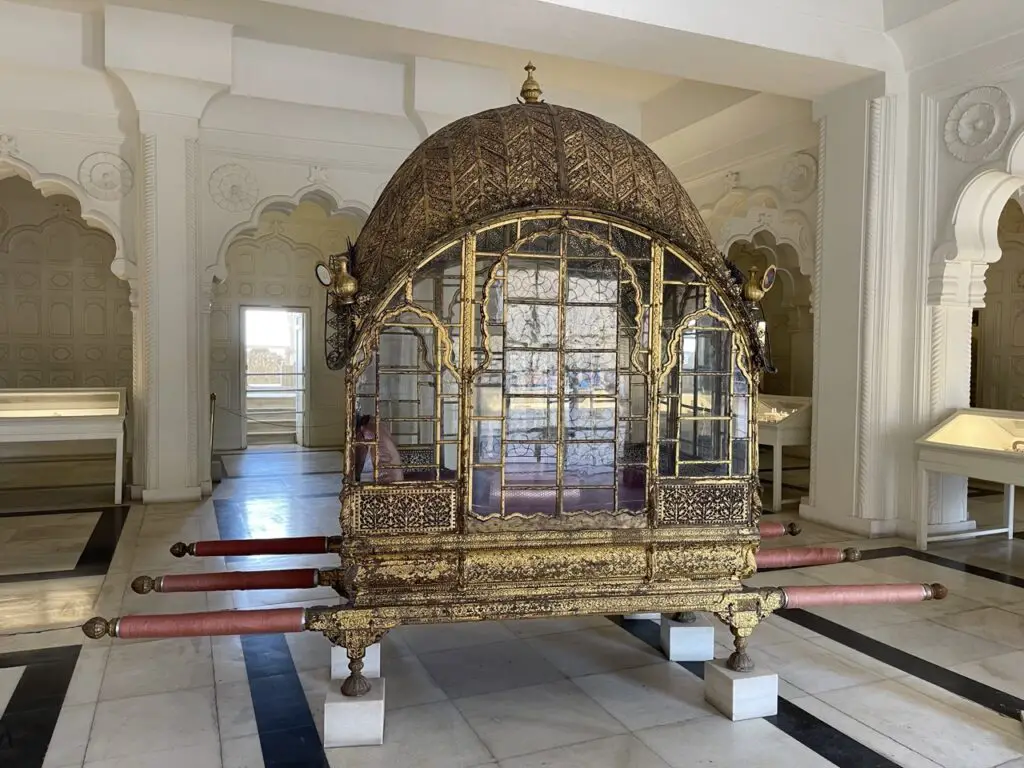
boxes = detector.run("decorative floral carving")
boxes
[0,134,18,156]
[944,86,1013,163]
[78,152,134,201]
[208,163,259,213]
[779,152,817,203]
[308,165,329,184]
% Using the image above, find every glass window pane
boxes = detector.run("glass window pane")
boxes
[564,397,616,440]
[503,486,557,516]
[677,462,730,477]
[617,469,646,510]
[506,303,559,348]
[618,420,647,463]
[565,306,617,349]
[563,486,614,513]
[474,383,501,417]
[474,420,502,463]
[504,443,556,485]
[664,251,698,283]
[678,420,729,461]
[678,375,730,417]
[476,223,517,253]
[507,257,559,299]
[507,350,558,394]
[566,352,616,396]
[565,442,615,486]
[731,439,749,475]
[471,467,501,516]
[507,396,557,441]
[567,259,618,304]
[732,396,749,439]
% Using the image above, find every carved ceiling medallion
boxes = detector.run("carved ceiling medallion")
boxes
[944,86,1013,163]
[779,152,818,202]
[78,152,134,201]
[209,163,260,213]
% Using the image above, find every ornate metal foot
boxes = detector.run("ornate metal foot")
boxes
[726,626,754,672]
[340,644,372,697]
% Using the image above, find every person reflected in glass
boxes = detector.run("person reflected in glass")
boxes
[353,415,404,483]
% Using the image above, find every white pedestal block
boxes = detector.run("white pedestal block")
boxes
[659,615,715,661]
[623,613,661,622]
[323,679,386,747]
[704,659,778,721]
[331,642,381,680]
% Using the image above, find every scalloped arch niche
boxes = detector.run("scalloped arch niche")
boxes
[210,200,362,451]
[0,176,132,470]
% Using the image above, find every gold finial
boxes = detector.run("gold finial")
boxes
[742,267,765,302]
[519,62,543,104]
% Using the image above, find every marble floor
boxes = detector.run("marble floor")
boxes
[2,448,1024,768]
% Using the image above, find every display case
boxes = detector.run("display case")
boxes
[915,407,1024,550]
[0,387,128,503]
[756,394,811,512]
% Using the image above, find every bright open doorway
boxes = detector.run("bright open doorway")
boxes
[242,307,308,447]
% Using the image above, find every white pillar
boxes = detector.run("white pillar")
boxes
[111,73,225,502]
[801,78,906,537]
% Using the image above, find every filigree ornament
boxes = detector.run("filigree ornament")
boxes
[944,86,1013,163]
[779,152,817,202]
[78,152,134,201]
[209,163,259,213]
[0,134,17,156]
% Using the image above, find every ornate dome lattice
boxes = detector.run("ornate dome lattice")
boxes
[326,64,763,370]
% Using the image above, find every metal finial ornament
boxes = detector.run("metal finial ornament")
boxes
[742,267,766,302]
[132,575,156,594]
[82,616,113,639]
[519,62,543,104]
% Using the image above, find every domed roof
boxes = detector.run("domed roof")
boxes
[351,65,727,300]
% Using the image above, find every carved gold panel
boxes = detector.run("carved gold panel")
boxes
[656,480,752,526]
[349,483,457,533]
[463,545,646,584]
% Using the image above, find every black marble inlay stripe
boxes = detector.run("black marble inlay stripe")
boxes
[0,506,132,584]
[0,645,80,768]
[214,499,328,767]
[778,608,1024,722]
[612,617,901,768]
[763,544,1024,722]
[858,545,1024,589]
[241,634,329,768]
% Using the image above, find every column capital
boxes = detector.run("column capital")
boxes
[927,241,990,308]
[109,70,225,134]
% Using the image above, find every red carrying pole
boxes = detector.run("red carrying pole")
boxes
[780,583,947,609]
[132,569,322,594]
[170,536,338,558]
[756,547,859,570]
[82,607,308,640]
[759,521,801,538]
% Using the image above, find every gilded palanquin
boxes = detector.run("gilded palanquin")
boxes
[317,66,774,680]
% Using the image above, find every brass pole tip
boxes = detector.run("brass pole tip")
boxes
[169,542,189,558]
[131,575,156,594]
[785,522,802,536]
[82,617,112,639]
[843,548,863,562]
[929,583,949,600]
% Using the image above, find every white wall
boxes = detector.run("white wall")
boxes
[0,177,132,460]
[211,202,362,451]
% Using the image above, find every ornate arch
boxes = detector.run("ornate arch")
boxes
[0,155,133,287]
[210,183,370,284]
[700,185,815,279]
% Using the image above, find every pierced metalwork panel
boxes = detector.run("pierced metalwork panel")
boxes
[656,481,751,526]
[463,545,646,584]
[351,484,457,533]
[399,447,435,468]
